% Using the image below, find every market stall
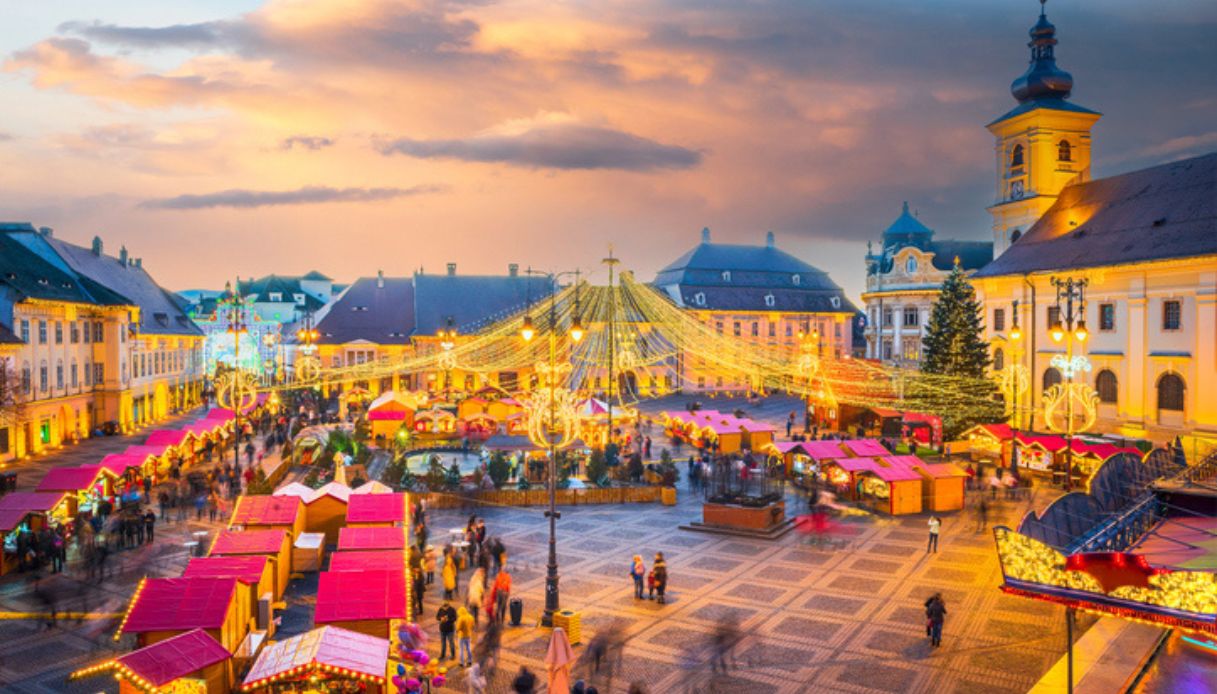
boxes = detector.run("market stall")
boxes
[352,481,394,495]
[275,482,352,544]
[71,628,233,694]
[97,453,145,480]
[961,423,1014,464]
[842,438,890,457]
[210,529,293,600]
[123,443,172,478]
[856,461,923,515]
[314,569,408,639]
[895,457,966,512]
[0,491,70,575]
[293,532,326,573]
[337,526,407,553]
[328,549,407,573]
[766,441,813,476]
[366,391,416,441]
[241,625,390,693]
[184,555,275,617]
[230,495,306,541]
[346,492,408,528]
[118,576,248,652]
[34,465,116,518]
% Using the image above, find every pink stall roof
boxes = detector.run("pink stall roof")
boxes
[314,570,407,624]
[1015,432,1068,451]
[123,577,237,633]
[337,526,406,551]
[183,421,221,436]
[36,465,107,492]
[346,492,406,524]
[117,628,230,686]
[201,409,236,421]
[210,529,288,556]
[0,492,69,532]
[98,454,142,477]
[882,455,924,469]
[231,495,302,526]
[184,555,269,585]
[243,626,389,685]
[145,429,189,448]
[771,442,808,454]
[123,444,170,461]
[328,550,406,573]
[831,457,882,473]
[801,441,852,460]
[843,439,890,457]
[870,464,923,483]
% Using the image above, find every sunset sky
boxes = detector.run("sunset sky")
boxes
[2,0,1215,301]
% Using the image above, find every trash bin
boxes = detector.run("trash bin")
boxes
[553,610,582,645]
[510,598,523,626]
[661,487,677,506]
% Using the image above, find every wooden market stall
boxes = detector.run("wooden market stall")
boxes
[241,625,390,693]
[122,444,172,478]
[367,391,416,440]
[274,481,352,544]
[71,628,233,694]
[97,453,145,480]
[0,492,70,575]
[337,526,407,552]
[210,529,293,600]
[328,549,407,573]
[856,461,924,515]
[841,439,891,458]
[314,569,408,639]
[184,555,275,617]
[662,410,777,454]
[229,495,306,541]
[118,576,249,652]
[34,465,116,517]
[961,423,1015,465]
[346,492,407,528]
[889,456,966,512]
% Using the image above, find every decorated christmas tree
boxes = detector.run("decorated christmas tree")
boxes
[922,263,991,377]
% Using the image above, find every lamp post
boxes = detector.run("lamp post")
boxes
[1048,277,1088,491]
[439,316,457,393]
[521,270,583,628]
[224,280,249,472]
[1008,301,1025,476]
[294,314,320,384]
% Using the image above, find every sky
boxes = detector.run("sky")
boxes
[1,0,1215,303]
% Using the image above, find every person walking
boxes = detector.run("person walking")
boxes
[424,544,437,586]
[925,593,947,647]
[975,497,989,533]
[456,605,475,667]
[443,550,458,600]
[144,509,156,544]
[652,552,668,604]
[437,599,458,662]
[412,568,426,619]
[468,565,486,626]
[493,566,512,624]
[927,515,941,553]
[629,555,646,600]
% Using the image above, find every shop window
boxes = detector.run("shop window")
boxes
[1043,367,1062,391]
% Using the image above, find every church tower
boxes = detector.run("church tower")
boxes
[987,1,1101,257]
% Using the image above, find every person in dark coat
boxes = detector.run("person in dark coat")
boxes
[925,593,947,647]
[652,552,668,604]
[144,510,156,544]
[436,599,457,661]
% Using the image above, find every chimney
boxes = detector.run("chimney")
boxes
[701,227,711,243]
[447,263,457,276]
[119,246,128,266]
[765,231,775,248]
[134,258,142,268]
[376,269,384,288]
[38,226,53,238]
[91,236,103,256]
[508,263,519,277]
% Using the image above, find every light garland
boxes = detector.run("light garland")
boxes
[1042,383,1099,434]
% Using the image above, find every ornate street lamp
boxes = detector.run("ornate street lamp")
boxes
[1045,277,1095,491]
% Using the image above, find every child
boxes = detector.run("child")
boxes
[647,568,657,600]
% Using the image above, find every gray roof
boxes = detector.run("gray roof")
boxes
[241,274,326,311]
[48,237,202,336]
[0,322,21,345]
[988,97,1100,127]
[975,152,1217,277]
[925,240,993,272]
[0,226,129,307]
[315,276,414,344]
[883,202,934,239]
[412,273,552,335]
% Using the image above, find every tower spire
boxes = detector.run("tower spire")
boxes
[1010,0,1074,103]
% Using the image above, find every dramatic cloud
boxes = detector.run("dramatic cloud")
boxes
[379,117,702,170]
[57,20,236,50]
[281,135,335,151]
[141,185,445,210]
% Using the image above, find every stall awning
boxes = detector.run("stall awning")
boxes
[184,555,269,585]
[315,570,407,624]
[145,429,190,448]
[0,492,69,532]
[801,441,851,460]
[211,529,288,556]
[337,526,406,551]
[97,454,143,477]
[231,495,302,526]
[122,577,238,634]
[843,439,889,457]
[35,465,108,492]
[119,628,230,686]
[243,626,389,689]
[346,492,406,524]
[328,550,406,573]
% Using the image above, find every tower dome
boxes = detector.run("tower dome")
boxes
[1010,1,1074,103]
[883,201,934,250]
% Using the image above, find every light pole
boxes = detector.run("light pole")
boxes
[439,316,457,394]
[1048,277,1088,491]
[1008,302,1025,476]
[224,281,249,471]
[521,270,583,628]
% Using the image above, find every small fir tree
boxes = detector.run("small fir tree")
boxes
[487,451,511,489]
[445,461,462,490]
[586,447,609,487]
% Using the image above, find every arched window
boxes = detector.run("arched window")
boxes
[993,348,1005,372]
[1095,369,1118,404]
[1042,367,1062,391]
[1010,144,1024,168]
[1010,229,1022,244]
[905,256,917,273]
[1058,140,1072,162]
[1157,373,1185,412]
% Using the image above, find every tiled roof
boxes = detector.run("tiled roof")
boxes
[315,276,414,345]
[925,240,993,272]
[976,152,1217,277]
[48,236,202,336]
[241,274,326,311]
[883,202,934,238]
[0,322,22,344]
[412,273,551,335]
[0,228,125,306]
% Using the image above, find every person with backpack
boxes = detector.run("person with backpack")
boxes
[629,555,646,600]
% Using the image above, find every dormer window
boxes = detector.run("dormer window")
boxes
[791,274,801,286]
[294,293,305,304]
[764,294,775,308]
[830,296,841,309]
[905,256,917,273]
[721,271,731,282]
[693,292,706,306]
[1058,140,1072,162]
[268,293,282,302]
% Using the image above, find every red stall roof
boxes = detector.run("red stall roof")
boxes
[243,626,389,688]
[117,628,230,686]
[0,492,69,532]
[201,409,235,421]
[122,577,238,634]
[346,492,406,524]
[314,570,407,624]
[337,526,406,551]
[328,550,406,573]
[145,429,190,448]
[184,555,269,585]
[801,441,851,460]
[1015,432,1068,451]
[211,529,288,556]
[973,423,1015,440]
[843,439,889,457]
[231,495,302,527]
[97,454,142,477]
[35,465,107,492]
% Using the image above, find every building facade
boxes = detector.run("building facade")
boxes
[862,204,992,364]
[971,7,1217,450]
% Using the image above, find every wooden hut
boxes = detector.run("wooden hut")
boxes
[337,526,407,552]
[860,461,923,515]
[230,495,306,541]
[118,576,249,652]
[184,555,275,617]
[346,492,407,528]
[274,482,352,544]
[241,625,390,693]
[209,529,293,600]
[367,391,416,440]
[34,465,115,517]
[0,492,71,575]
[71,628,233,694]
[314,569,407,639]
[908,460,967,513]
